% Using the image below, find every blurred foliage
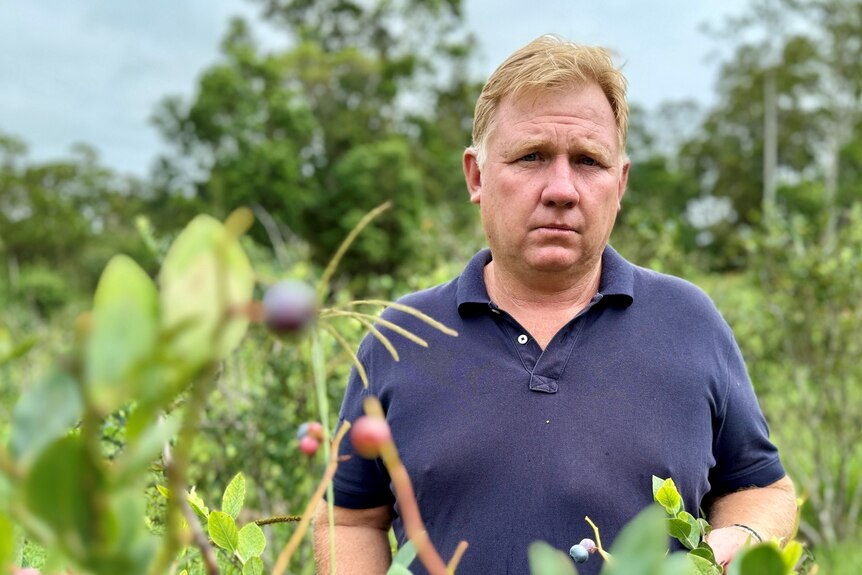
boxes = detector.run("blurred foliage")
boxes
[151,0,481,286]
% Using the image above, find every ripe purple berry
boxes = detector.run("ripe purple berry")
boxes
[578,538,597,554]
[569,544,589,564]
[262,280,317,335]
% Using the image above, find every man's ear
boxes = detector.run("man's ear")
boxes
[463,148,482,204]
[616,160,630,211]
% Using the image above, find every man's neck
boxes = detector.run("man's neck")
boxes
[483,258,602,348]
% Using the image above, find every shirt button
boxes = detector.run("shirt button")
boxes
[517,334,528,345]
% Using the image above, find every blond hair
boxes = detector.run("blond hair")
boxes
[471,35,629,166]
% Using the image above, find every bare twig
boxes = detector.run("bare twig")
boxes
[162,426,219,575]
[272,421,352,575]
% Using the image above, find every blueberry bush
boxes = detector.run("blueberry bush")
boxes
[0,205,816,574]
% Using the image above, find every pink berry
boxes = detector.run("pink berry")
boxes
[306,421,325,441]
[299,435,320,455]
[350,416,392,459]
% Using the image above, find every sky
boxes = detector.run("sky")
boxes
[1,0,750,178]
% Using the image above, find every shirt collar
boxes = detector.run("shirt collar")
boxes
[456,245,634,317]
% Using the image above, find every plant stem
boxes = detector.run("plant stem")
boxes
[254,515,302,526]
[150,369,220,575]
[309,330,338,575]
[362,397,452,575]
[272,421,351,575]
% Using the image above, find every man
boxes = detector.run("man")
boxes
[313,35,796,574]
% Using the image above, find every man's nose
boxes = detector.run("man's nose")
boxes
[541,157,579,207]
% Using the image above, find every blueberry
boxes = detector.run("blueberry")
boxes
[569,544,589,564]
[296,422,310,440]
[262,280,317,335]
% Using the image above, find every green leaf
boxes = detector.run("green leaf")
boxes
[690,543,717,565]
[0,513,15,567]
[727,543,786,575]
[667,511,701,549]
[207,511,238,553]
[24,435,99,550]
[242,556,264,575]
[0,331,38,368]
[112,412,181,486]
[603,505,667,575]
[652,475,666,499]
[386,565,413,575]
[667,518,694,547]
[237,522,266,562]
[8,368,82,466]
[159,215,254,368]
[188,487,210,520]
[86,254,160,414]
[222,472,246,519]
[527,541,578,575]
[654,477,683,516]
[687,552,722,575]
[391,539,417,567]
[781,540,804,572]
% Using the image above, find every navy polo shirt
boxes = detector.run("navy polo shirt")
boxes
[332,246,784,575]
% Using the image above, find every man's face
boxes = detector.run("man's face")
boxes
[464,82,629,281]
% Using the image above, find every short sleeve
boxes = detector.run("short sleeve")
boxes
[709,333,786,495]
[329,344,395,509]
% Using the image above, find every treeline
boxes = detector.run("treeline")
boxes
[1,0,861,571]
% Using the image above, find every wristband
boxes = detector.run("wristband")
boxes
[730,523,763,542]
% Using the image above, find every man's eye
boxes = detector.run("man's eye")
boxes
[580,157,599,166]
[520,153,539,162]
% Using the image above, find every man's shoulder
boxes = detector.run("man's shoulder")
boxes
[629,263,727,323]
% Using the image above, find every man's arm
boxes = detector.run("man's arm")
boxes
[312,501,394,574]
[705,475,797,567]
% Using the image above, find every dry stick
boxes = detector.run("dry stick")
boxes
[363,397,457,575]
[272,421,352,575]
[446,541,470,573]
[317,201,391,301]
[255,515,302,526]
[584,516,612,562]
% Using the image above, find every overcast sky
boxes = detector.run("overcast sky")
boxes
[1,0,749,177]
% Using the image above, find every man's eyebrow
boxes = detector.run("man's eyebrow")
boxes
[500,138,614,160]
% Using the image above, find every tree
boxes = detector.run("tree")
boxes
[0,133,152,315]
[154,1,477,284]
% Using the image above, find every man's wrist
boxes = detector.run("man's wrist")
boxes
[729,523,763,543]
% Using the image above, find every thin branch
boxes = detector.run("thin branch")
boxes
[446,541,470,574]
[344,300,458,337]
[322,310,428,348]
[317,202,391,301]
[255,515,302,526]
[162,425,219,575]
[321,323,369,388]
[271,421,352,575]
